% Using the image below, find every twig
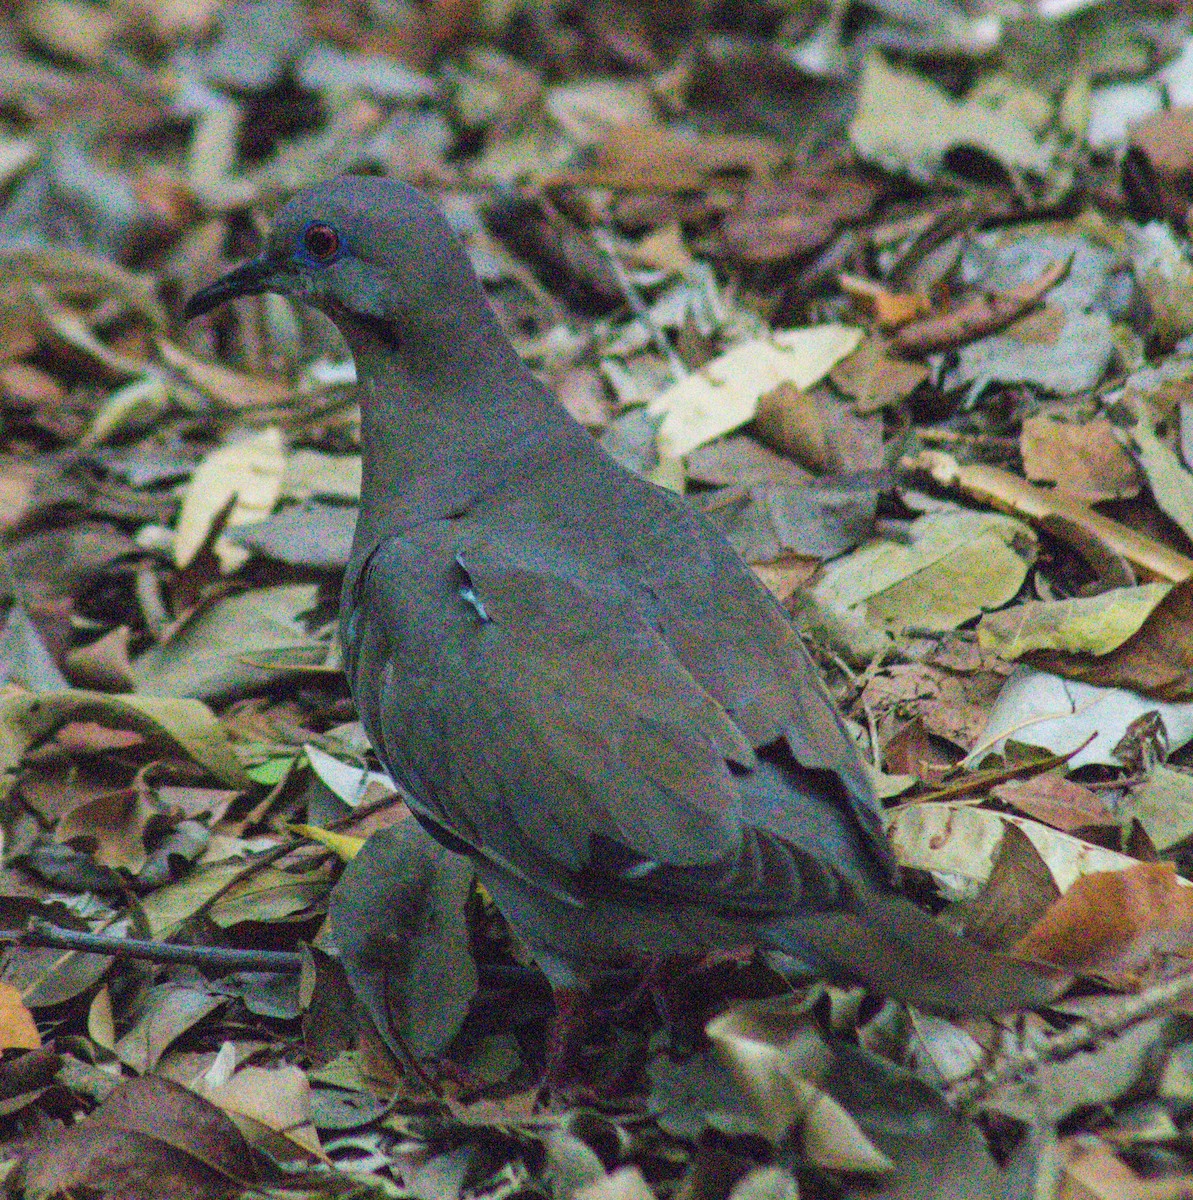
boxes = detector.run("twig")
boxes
[590,226,687,380]
[951,968,1193,1113]
[913,733,1097,804]
[11,919,303,972]
[891,255,1073,356]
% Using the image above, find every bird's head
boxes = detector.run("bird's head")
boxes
[183,176,488,350]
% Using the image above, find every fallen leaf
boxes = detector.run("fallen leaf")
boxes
[114,984,227,1074]
[1059,1136,1193,1200]
[813,509,1037,632]
[173,427,286,572]
[992,773,1116,834]
[706,996,893,1170]
[1009,579,1193,702]
[829,337,930,413]
[886,800,1148,897]
[951,822,1061,952]
[754,383,883,474]
[1122,765,1193,858]
[0,983,40,1050]
[0,689,250,787]
[197,1064,322,1159]
[8,1073,258,1199]
[978,583,1172,660]
[157,338,293,410]
[648,326,862,459]
[132,584,325,699]
[1014,861,1193,985]
[978,667,1193,768]
[55,785,155,873]
[1021,416,1142,503]
[851,54,1060,186]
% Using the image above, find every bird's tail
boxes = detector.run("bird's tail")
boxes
[771,885,1066,1015]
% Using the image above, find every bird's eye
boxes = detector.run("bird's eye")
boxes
[303,223,340,262]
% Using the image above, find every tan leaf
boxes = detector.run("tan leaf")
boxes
[1020,416,1140,502]
[173,427,285,572]
[0,983,40,1050]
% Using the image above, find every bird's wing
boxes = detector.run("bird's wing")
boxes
[342,533,844,912]
[598,475,889,870]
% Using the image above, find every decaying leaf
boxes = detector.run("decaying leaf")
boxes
[706,996,893,1171]
[649,326,862,459]
[907,449,1193,582]
[999,580,1193,702]
[887,800,1146,898]
[850,54,1062,192]
[977,582,1172,660]
[131,584,325,699]
[1014,862,1193,986]
[813,509,1037,632]
[173,427,286,573]
[1120,764,1193,852]
[1020,416,1141,502]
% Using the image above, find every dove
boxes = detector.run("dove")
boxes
[186,176,1060,1085]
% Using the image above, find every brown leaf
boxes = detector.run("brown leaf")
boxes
[1025,577,1193,701]
[829,338,930,413]
[0,361,65,410]
[10,1073,259,1200]
[113,984,227,1074]
[1020,417,1141,503]
[0,982,40,1050]
[953,823,1061,953]
[65,624,136,692]
[754,382,883,475]
[556,365,612,429]
[719,170,882,263]
[1125,107,1193,228]
[891,256,1072,356]
[54,785,155,873]
[881,717,958,785]
[1013,861,1193,987]
[992,774,1117,835]
[685,435,812,489]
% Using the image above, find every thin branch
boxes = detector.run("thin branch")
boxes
[12,919,302,972]
[952,969,1193,1112]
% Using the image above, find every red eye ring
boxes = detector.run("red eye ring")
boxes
[303,223,340,262]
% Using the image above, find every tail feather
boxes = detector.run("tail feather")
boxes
[772,887,1066,1015]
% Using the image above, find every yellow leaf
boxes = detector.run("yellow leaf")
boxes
[285,823,364,861]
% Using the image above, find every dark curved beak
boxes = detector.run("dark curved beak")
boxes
[183,256,278,319]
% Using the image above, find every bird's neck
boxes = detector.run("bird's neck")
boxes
[343,311,567,542]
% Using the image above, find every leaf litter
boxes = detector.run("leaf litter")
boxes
[13,2,1193,1198]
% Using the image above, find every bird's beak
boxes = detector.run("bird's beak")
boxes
[183,256,278,319]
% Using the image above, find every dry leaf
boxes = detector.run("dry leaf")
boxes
[1021,416,1141,502]
[1015,579,1193,701]
[1014,861,1193,986]
[649,326,862,459]
[992,774,1116,834]
[978,583,1172,660]
[907,449,1193,582]
[0,983,40,1051]
[829,337,930,413]
[754,383,883,474]
[173,427,285,572]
